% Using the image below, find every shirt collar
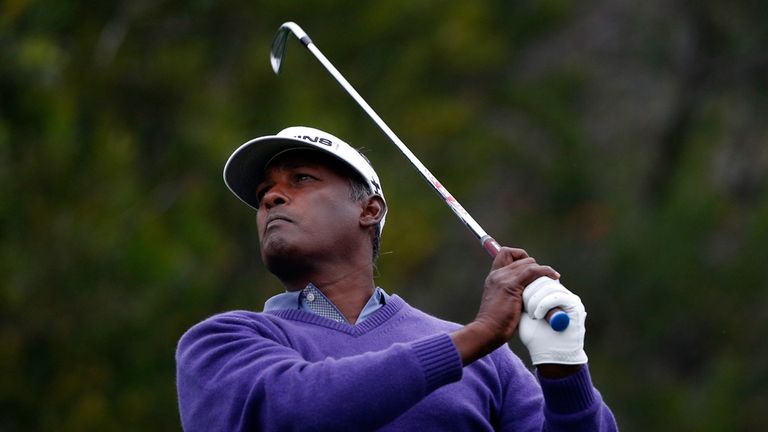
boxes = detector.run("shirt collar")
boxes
[263,284,389,324]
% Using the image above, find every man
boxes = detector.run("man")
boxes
[176,126,618,431]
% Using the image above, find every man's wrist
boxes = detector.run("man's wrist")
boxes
[537,363,583,379]
[450,321,502,366]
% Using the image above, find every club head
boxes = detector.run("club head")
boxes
[270,22,310,74]
[270,27,290,74]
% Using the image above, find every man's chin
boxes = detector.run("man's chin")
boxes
[261,236,295,259]
[261,237,305,273]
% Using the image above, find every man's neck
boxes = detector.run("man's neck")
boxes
[314,272,376,324]
[281,261,376,324]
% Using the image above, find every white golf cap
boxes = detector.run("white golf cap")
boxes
[223,126,386,230]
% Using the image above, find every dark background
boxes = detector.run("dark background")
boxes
[2,1,767,430]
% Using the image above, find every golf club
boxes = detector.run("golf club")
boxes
[269,21,569,332]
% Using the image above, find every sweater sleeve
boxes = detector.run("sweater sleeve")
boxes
[175,312,463,431]
[536,365,618,431]
[494,346,618,431]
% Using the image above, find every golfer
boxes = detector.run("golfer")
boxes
[176,126,618,431]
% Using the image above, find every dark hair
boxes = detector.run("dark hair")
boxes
[347,176,382,263]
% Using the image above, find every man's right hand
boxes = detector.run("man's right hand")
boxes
[450,247,561,365]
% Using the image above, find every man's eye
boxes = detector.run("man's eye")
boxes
[255,187,268,205]
[295,173,315,182]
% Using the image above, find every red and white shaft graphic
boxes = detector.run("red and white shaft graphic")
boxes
[270,21,569,332]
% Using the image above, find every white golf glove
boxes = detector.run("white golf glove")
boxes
[519,276,588,365]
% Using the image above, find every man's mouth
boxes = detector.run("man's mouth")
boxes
[265,214,293,230]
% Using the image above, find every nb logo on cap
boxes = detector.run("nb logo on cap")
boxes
[295,135,333,146]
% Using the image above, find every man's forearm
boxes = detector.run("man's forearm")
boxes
[450,321,505,365]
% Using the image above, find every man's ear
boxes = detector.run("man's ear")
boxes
[359,195,386,228]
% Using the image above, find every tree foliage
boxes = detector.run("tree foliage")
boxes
[2,1,767,430]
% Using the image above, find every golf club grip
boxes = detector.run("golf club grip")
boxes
[481,236,570,332]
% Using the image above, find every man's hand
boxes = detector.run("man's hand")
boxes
[520,277,588,366]
[451,247,560,365]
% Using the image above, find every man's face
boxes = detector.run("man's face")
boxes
[254,150,365,269]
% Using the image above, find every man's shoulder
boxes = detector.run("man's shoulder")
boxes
[178,309,286,346]
[395,297,463,332]
[191,309,275,327]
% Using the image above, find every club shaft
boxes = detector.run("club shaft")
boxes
[279,24,567,331]
[302,43,498,251]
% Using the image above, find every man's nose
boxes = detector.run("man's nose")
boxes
[261,186,289,209]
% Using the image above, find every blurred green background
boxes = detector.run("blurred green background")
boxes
[2,0,767,430]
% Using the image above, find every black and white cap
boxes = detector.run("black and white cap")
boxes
[223,126,386,230]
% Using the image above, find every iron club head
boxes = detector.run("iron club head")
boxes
[270,22,311,74]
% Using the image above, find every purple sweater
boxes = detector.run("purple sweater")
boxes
[176,295,617,431]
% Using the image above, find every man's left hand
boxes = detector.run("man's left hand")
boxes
[519,277,588,366]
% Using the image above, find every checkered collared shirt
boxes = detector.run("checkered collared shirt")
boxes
[263,284,389,324]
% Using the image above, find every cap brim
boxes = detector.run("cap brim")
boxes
[223,136,319,210]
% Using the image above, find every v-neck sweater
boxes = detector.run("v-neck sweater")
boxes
[176,295,617,431]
